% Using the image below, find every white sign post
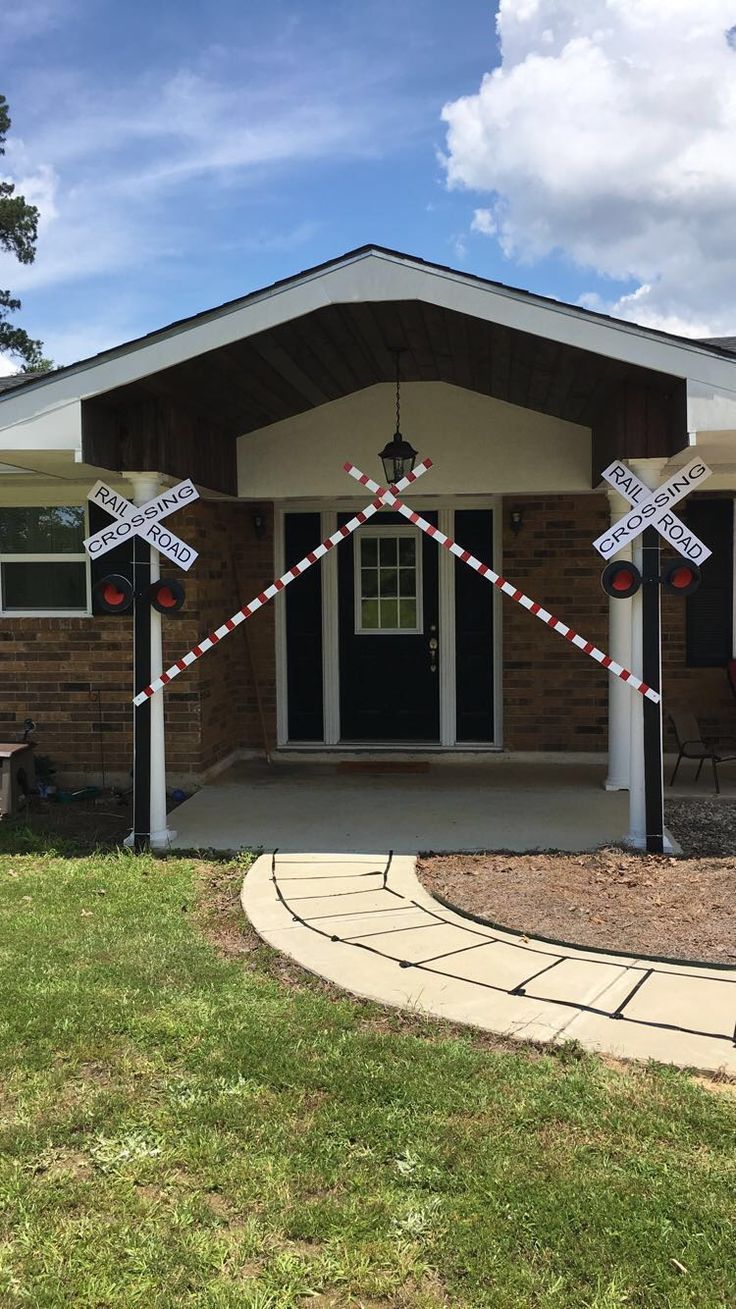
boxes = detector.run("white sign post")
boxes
[592,457,713,853]
[84,475,200,852]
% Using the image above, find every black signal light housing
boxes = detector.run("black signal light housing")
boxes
[601,560,642,599]
[662,561,701,596]
[148,578,185,614]
[93,573,134,614]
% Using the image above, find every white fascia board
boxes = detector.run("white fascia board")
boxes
[354,255,736,391]
[2,250,736,433]
[0,400,82,453]
[686,379,736,435]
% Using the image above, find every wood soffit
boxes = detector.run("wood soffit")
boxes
[89,299,682,442]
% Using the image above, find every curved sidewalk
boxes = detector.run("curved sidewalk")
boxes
[242,852,736,1074]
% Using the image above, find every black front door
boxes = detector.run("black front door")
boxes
[338,511,440,741]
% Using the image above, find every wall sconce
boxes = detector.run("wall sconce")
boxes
[510,507,524,535]
[252,508,267,540]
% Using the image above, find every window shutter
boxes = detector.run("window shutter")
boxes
[686,499,733,666]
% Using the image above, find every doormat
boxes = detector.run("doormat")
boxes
[337,761,431,774]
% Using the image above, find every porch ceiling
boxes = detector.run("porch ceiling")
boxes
[91,298,676,439]
[81,297,688,494]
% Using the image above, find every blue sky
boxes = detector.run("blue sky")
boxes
[3,0,735,370]
[1,0,638,370]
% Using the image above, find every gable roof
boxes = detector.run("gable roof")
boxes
[2,245,736,419]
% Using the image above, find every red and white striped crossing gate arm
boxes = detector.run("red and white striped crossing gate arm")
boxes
[132,459,433,705]
[344,462,660,705]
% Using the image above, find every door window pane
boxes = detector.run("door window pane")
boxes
[398,537,416,567]
[379,567,398,597]
[357,531,421,632]
[379,537,397,565]
[361,537,378,566]
[399,598,417,627]
[2,561,87,611]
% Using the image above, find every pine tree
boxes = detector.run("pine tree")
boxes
[0,95,51,372]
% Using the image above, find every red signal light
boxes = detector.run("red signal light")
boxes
[148,578,185,614]
[662,561,701,595]
[601,561,642,599]
[93,573,134,614]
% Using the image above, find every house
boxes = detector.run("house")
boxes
[1,246,735,822]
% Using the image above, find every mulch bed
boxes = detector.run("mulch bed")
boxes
[418,798,736,966]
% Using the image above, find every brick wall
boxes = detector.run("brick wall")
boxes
[501,491,735,753]
[172,499,276,772]
[0,499,276,785]
[2,492,730,776]
[502,494,610,750]
[0,615,132,782]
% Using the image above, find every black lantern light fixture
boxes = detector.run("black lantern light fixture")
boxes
[378,349,418,485]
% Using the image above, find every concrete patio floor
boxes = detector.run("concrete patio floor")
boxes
[167,757,733,854]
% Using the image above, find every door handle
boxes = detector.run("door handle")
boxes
[428,623,438,674]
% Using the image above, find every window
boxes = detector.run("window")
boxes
[0,506,89,614]
[355,527,422,633]
[685,499,734,666]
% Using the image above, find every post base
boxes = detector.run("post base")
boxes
[623,829,677,854]
[124,827,177,851]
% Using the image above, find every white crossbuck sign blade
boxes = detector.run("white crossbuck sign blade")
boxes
[593,458,712,561]
[84,478,199,571]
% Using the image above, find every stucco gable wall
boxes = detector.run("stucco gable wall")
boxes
[237,382,591,499]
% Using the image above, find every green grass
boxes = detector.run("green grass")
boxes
[0,850,734,1308]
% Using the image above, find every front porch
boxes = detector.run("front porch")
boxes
[165,756,721,854]
[169,754,736,854]
[2,247,736,823]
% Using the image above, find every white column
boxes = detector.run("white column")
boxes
[604,489,632,791]
[625,458,667,849]
[124,471,175,851]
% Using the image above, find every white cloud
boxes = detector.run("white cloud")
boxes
[442,0,736,335]
[471,208,496,236]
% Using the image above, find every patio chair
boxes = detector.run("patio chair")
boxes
[668,712,736,794]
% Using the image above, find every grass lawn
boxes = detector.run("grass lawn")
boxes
[0,842,734,1308]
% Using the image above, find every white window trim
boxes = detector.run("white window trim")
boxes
[353,524,423,636]
[0,505,92,617]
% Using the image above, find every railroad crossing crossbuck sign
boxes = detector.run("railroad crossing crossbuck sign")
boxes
[133,458,660,706]
[593,458,712,562]
[84,478,200,570]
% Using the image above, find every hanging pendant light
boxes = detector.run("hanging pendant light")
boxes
[378,349,418,485]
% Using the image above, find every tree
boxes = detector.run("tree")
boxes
[0,95,51,372]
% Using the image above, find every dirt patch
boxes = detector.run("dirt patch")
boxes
[0,792,131,853]
[417,848,736,965]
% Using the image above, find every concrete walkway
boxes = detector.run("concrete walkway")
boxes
[243,850,736,1074]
